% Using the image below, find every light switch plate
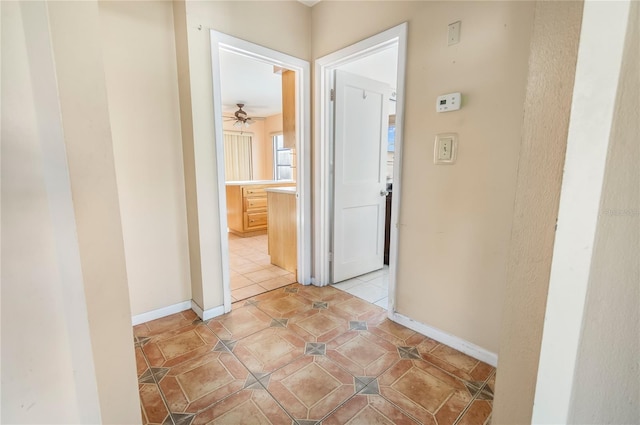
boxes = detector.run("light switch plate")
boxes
[448,21,461,45]
[434,133,458,164]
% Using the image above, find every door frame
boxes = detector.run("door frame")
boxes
[210,31,311,313]
[314,23,408,314]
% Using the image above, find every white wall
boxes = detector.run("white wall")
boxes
[532,1,637,423]
[312,1,535,354]
[99,0,191,317]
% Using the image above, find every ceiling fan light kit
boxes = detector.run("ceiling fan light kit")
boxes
[230,103,254,126]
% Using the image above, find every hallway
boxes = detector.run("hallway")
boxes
[134,284,495,425]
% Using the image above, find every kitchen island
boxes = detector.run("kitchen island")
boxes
[266,187,297,273]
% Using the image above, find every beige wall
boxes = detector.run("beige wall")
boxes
[2,3,100,422]
[175,1,310,311]
[99,0,191,316]
[492,2,583,423]
[2,1,140,423]
[312,1,535,354]
[47,2,141,422]
[567,2,638,422]
[222,114,282,182]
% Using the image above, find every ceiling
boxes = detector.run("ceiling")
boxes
[219,50,282,118]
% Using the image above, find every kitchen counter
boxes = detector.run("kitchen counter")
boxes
[265,186,296,195]
[226,180,294,186]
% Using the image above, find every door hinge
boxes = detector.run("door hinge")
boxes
[330,89,335,101]
[328,252,333,262]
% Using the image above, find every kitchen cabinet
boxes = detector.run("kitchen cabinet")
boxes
[226,181,295,237]
[281,70,296,149]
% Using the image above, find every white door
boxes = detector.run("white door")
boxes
[333,70,390,283]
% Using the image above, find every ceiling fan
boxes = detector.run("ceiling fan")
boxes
[224,103,255,129]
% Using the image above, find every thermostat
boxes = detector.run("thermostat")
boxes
[436,92,461,112]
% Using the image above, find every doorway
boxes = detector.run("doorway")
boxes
[314,23,408,314]
[210,31,311,313]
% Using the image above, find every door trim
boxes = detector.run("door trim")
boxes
[210,31,312,313]
[314,23,408,314]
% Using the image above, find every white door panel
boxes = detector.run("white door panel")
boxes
[333,70,390,283]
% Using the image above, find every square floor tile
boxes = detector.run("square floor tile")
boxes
[322,394,420,425]
[252,290,312,319]
[207,304,272,340]
[325,330,398,377]
[265,355,356,422]
[164,351,250,414]
[288,309,349,343]
[378,359,476,424]
[232,327,306,374]
[419,343,494,382]
[142,324,221,368]
[192,388,292,425]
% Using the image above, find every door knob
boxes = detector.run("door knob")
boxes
[380,190,389,197]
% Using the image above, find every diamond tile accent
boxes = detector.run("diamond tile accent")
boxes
[162,412,194,425]
[139,367,169,384]
[312,301,328,309]
[284,287,299,293]
[477,384,494,400]
[355,378,379,395]
[397,346,421,359]
[349,321,368,331]
[304,342,326,356]
[243,372,271,390]
[296,421,319,425]
[135,336,151,347]
[270,318,289,328]
[213,340,230,352]
[465,380,485,395]
[212,339,237,353]
[138,369,155,384]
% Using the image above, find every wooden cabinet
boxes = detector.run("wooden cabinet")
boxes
[281,70,296,149]
[267,188,297,273]
[226,182,295,237]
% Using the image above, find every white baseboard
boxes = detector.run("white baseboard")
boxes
[131,300,192,326]
[390,312,498,367]
[190,301,225,321]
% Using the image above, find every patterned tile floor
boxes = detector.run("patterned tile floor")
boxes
[134,284,495,425]
[228,233,296,302]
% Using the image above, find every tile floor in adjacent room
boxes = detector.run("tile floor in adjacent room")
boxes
[228,233,296,302]
[332,266,390,309]
[134,283,495,425]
